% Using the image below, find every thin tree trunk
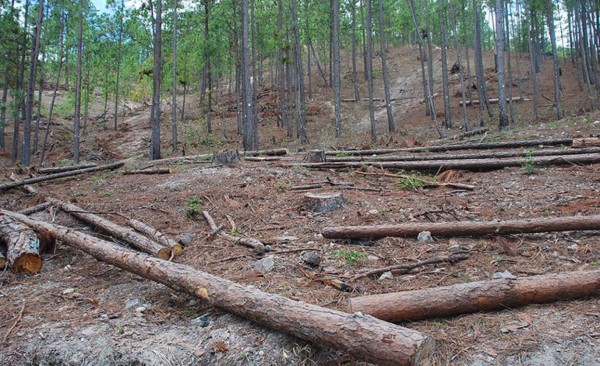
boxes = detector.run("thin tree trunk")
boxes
[378,0,395,132]
[365,0,377,143]
[451,1,469,131]
[305,1,312,100]
[241,0,255,150]
[277,0,286,128]
[205,0,212,134]
[473,0,492,123]
[0,67,8,149]
[251,0,258,147]
[351,0,360,101]
[333,0,342,137]
[114,1,123,131]
[547,0,563,119]
[171,0,178,152]
[495,0,509,130]
[439,0,451,129]
[504,0,515,124]
[150,0,163,160]
[528,6,540,118]
[73,0,83,163]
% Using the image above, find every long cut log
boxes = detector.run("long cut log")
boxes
[322,215,600,240]
[348,270,600,322]
[47,198,172,259]
[2,209,436,366]
[298,153,600,172]
[324,138,574,156]
[459,96,529,106]
[127,218,183,256]
[241,148,289,156]
[35,163,98,175]
[123,168,172,175]
[0,161,124,192]
[326,147,600,163]
[0,215,43,273]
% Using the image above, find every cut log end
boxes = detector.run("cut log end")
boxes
[304,192,347,213]
[13,253,43,274]
[157,247,173,260]
[171,244,184,256]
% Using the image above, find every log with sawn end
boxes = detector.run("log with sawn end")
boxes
[0,161,124,192]
[127,218,183,255]
[202,211,266,254]
[0,215,48,274]
[47,198,172,259]
[322,215,600,240]
[348,269,600,322]
[2,209,436,366]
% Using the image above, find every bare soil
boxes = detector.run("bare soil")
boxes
[1,46,599,365]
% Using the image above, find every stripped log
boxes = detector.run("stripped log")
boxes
[35,163,97,174]
[322,215,600,240]
[0,215,43,273]
[2,209,436,366]
[127,218,183,256]
[326,147,600,162]
[298,153,600,173]
[47,198,171,259]
[123,168,172,175]
[0,161,124,192]
[572,137,600,148]
[324,138,574,156]
[202,211,266,254]
[348,270,600,322]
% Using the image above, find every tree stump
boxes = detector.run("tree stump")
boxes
[212,149,241,165]
[303,150,326,163]
[304,192,347,213]
[0,215,43,273]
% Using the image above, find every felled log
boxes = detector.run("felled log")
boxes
[324,138,574,156]
[572,137,600,148]
[242,148,289,156]
[143,154,213,167]
[212,149,241,165]
[243,156,284,162]
[0,161,124,192]
[303,150,326,163]
[123,168,172,175]
[304,192,347,212]
[326,147,600,163]
[18,202,52,216]
[298,153,600,172]
[355,171,475,190]
[348,269,600,322]
[202,211,266,254]
[2,209,436,366]
[35,163,98,174]
[459,96,528,106]
[47,198,172,259]
[127,218,183,256]
[322,214,600,240]
[0,215,43,273]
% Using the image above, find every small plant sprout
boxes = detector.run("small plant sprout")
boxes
[523,148,535,174]
[185,196,203,217]
[331,249,368,265]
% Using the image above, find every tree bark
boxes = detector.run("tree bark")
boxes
[150,0,163,160]
[47,198,171,259]
[333,0,342,137]
[3,209,436,366]
[546,0,563,120]
[127,218,183,255]
[378,0,395,132]
[365,0,377,143]
[494,0,509,130]
[349,270,600,322]
[171,0,178,152]
[0,215,43,274]
[0,162,124,192]
[0,251,5,270]
[322,214,600,240]
[351,0,360,101]
[572,137,600,148]
[459,96,528,106]
[73,0,83,163]
[439,0,451,129]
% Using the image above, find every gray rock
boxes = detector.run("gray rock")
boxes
[190,315,210,328]
[178,233,194,246]
[254,257,275,274]
[301,252,321,267]
[417,231,433,242]
[493,270,517,280]
[125,299,142,309]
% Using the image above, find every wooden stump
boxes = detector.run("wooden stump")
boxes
[0,215,43,273]
[304,192,347,213]
[303,150,326,163]
[212,149,241,165]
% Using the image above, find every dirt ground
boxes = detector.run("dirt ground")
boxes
[1,46,600,365]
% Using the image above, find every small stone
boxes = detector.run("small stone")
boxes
[448,245,462,253]
[367,255,380,261]
[178,233,194,246]
[191,315,210,328]
[379,271,393,280]
[368,209,379,215]
[301,252,321,267]
[125,299,142,309]
[62,288,75,295]
[493,270,517,280]
[135,306,147,313]
[63,265,72,271]
[417,231,433,242]
[567,244,578,252]
[254,257,275,274]
[264,245,272,252]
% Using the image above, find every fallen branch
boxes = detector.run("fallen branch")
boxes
[355,171,475,190]
[47,198,172,259]
[297,153,600,172]
[127,218,183,256]
[3,210,436,366]
[322,214,600,240]
[241,148,289,156]
[202,211,266,254]
[35,163,98,174]
[18,202,52,216]
[351,252,471,281]
[299,267,358,293]
[348,269,600,322]
[0,161,124,192]
[243,156,284,162]
[123,168,172,175]
[2,303,25,343]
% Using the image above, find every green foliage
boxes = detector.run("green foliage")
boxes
[523,149,535,174]
[185,196,203,217]
[397,173,426,190]
[331,249,367,265]
[276,181,290,190]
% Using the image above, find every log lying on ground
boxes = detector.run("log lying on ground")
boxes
[0,215,43,273]
[127,218,183,256]
[143,154,213,167]
[322,214,600,240]
[35,163,98,175]
[572,137,600,148]
[459,96,529,106]
[355,171,476,190]
[18,202,53,216]
[47,198,172,259]
[2,210,436,366]
[326,147,600,163]
[348,270,600,322]
[202,211,266,254]
[324,138,574,156]
[0,161,124,192]
[298,153,600,172]
[123,168,172,175]
[241,148,289,156]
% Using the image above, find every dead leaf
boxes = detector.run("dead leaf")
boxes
[211,341,229,353]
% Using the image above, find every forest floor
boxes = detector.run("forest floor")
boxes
[1,46,600,365]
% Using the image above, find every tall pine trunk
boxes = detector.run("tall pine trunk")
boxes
[150,0,163,160]
[351,0,360,101]
[439,0,451,129]
[546,0,563,119]
[292,0,307,143]
[171,0,178,152]
[494,0,508,130]
[241,0,255,150]
[333,0,342,137]
[72,0,83,163]
[365,0,376,143]
[378,0,395,132]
